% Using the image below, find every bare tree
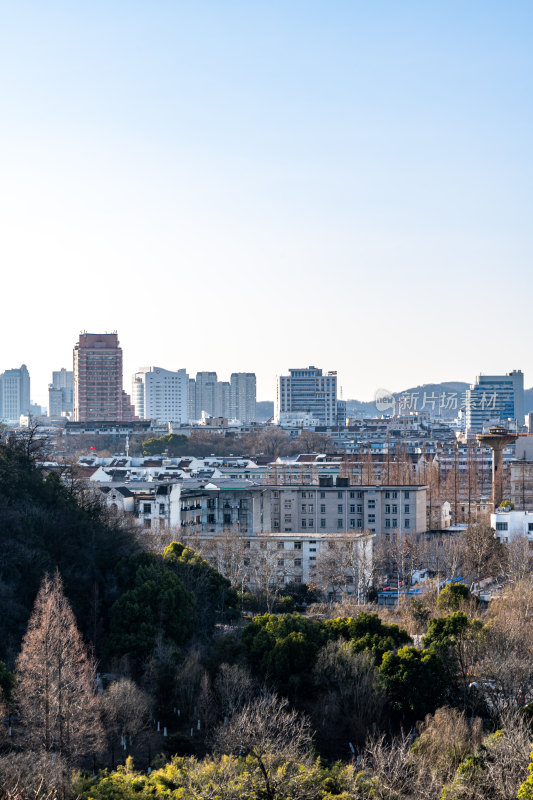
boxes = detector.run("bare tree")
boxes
[15,571,104,766]
[214,694,314,800]
[101,678,151,765]
[214,663,254,719]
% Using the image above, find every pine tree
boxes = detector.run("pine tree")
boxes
[15,570,103,764]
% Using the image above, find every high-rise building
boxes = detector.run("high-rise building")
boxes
[466,370,524,434]
[193,372,218,419]
[132,367,189,424]
[230,373,256,422]
[73,332,136,422]
[0,364,30,423]
[275,366,338,426]
[48,368,73,418]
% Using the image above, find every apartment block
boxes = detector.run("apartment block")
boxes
[132,366,189,424]
[73,332,136,422]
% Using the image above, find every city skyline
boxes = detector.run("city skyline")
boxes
[2,3,533,403]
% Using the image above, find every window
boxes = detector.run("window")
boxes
[405,519,410,529]
[277,542,284,549]
[273,491,279,498]
[350,519,355,528]
[321,504,326,513]
[159,503,165,515]
[144,518,151,528]
[294,559,302,567]
[308,518,314,527]
[309,556,316,561]
[208,514,216,524]
[308,504,314,513]
[368,514,375,523]
[301,491,307,498]
[350,491,355,498]
[284,501,292,509]
[278,559,284,567]
[320,491,326,499]
[357,492,363,499]
[321,519,326,528]
[143,503,151,513]
[338,504,343,513]
[392,491,398,499]
[392,505,397,513]
[350,504,355,513]
[294,541,302,550]
[404,491,410,499]
[385,504,390,513]
[385,519,390,528]
[496,522,508,531]
[301,504,306,512]
[223,513,231,525]
[392,518,397,527]
[357,504,363,513]
[405,504,410,514]
[368,500,375,509]
[284,514,292,522]
[337,519,343,529]
[528,523,533,532]
[385,491,390,499]
[357,519,363,528]
[301,519,307,528]
[338,491,343,499]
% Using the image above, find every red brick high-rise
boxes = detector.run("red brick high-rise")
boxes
[73,332,136,422]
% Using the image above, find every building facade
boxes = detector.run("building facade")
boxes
[491,508,533,548]
[48,368,73,418]
[73,332,136,422]
[0,364,30,423]
[132,367,189,424]
[230,373,256,423]
[263,479,427,535]
[275,366,338,426]
[466,371,524,434]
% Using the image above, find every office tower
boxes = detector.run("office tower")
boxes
[466,370,524,434]
[48,368,73,418]
[73,332,135,422]
[275,366,338,426]
[230,372,256,422]
[132,367,189,424]
[0,364,31,423]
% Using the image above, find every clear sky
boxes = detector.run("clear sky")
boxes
[1,1,532,405]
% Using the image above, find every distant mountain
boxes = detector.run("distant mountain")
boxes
[346,382,470,418]
[256,400,274,421]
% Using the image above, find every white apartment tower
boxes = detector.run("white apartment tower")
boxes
[133,367,189,424]
[230,372,256,422]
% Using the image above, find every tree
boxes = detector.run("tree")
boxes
[379,646,448,722]
[460,524,506,582]
[15,571,104,765]
[101,679,151,766]
[214,663,254,719]
[313,641,385,752]
[436,582,479,612]
[214,693,314,800]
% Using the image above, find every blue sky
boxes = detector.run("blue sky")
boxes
[1,1,532,403]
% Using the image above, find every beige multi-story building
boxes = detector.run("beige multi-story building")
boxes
[263,478,427,536]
